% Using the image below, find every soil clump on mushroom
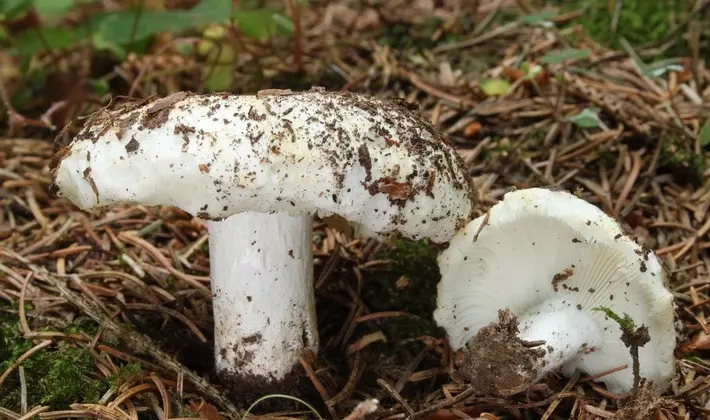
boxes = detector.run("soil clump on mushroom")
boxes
[456,309,545,396]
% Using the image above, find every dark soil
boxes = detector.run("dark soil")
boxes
[456,309,546,396]
[216,359,319,412]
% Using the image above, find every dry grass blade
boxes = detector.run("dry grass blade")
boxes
[69,404,132,420]
[17,405,49,420]
[123,303,207,343]
[149,373,171,420]
[406,387,475,420]
[377,379,415,415]
[116,232,211,295]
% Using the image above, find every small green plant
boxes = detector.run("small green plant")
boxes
[566,107,602,129]
[593,306,639,334]
[593,306,650,392]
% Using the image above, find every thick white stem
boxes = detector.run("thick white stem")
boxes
[208,212,318,384]
[518,302,603,382]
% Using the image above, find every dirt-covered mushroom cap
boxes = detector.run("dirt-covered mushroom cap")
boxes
[49,89,473,243]
[49,88,475,396]
[433,187,676,395]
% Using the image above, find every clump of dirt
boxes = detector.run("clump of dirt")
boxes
[141,91,191,129]
[216,361,318,412]
[551,266,574,291]
[456,309,545,396]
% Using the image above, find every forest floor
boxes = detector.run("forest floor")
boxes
[1,0,709,419]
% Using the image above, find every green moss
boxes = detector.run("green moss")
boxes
[0,311,109,410]
[363,239,442,340]
[64,318,100,336]
[660,140,706,185]
[552,0,693,53]
[107,362,144,388]
[593,306,637,334]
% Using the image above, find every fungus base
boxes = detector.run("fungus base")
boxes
[208,212,318,389]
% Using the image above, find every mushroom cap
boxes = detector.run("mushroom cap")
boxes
[50,89,474,243]
[433,187,676,392]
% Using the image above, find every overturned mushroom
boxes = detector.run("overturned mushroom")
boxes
[433,188,675,395]
[50,88,474,394]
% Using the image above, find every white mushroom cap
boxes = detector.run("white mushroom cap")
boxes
[49,89,474,243]
[433,187,676,394]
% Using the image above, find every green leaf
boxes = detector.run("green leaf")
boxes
[0,0,32,19]
[480,78,511,96]
[202,64,233,91]
[566,66,594,75]
[699,120,710,147]
[540,48,591,64]
[89,79,110,96]
[566,108,601,129]
[190,0,231,25]
[93,10,189,46]
[520,11,557,28]
[232,9,293,39]
[93,0,232,47]
[12,27,79,55]
[643,58,684,77]
[91,32,127,59]
[271,12,295,34]
[33,0,75,18]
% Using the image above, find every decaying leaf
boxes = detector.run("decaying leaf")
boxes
[187,401,225,420]
[463,121,482,138]
[346,331,387,355]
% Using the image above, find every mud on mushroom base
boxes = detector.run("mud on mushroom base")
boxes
[455,309,546,396]
[216,357,318,411]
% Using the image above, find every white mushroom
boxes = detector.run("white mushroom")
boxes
[50,88,474,393]
[433,187,676,395]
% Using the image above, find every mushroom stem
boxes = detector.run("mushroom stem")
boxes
[517,302,604,382]
[207,212,318,387]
